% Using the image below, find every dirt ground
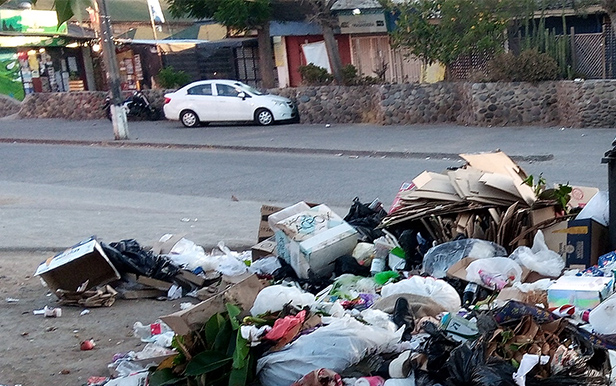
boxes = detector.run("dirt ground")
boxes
[0,251,187,386]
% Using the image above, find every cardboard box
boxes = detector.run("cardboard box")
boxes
[568,186,599,210]
[160,274,266,336]
[271,204,358,279]
[258,204,284,242]
[34,237,121,295]
[542,218,609,268]
[251,237,277,261]
[547,276,614,310]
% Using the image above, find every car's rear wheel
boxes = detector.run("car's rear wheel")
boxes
[180,110,200,128]
[255,108,274,126]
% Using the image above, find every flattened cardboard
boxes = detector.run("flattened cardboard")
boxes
[460,151,536,206]
[34,237,120,294]
[160,274,266,336]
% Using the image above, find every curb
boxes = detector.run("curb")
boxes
[0,138,555,162]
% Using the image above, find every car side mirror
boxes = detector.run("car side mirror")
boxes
[237,92,246,100]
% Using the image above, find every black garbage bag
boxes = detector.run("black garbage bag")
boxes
[102,239,180,282]
[334,255,370,277]
[445,342,517,386]
[344,197,387,243]
[398,229,433,269]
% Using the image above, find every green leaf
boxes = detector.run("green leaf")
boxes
[213,319,233,353]
[148,368,183,386]
[226,303,242,330]
[205,313,226,347]
[53,0,74,26]
[184,351,232,376]
[228,357,250,386]
[232,332,250,369]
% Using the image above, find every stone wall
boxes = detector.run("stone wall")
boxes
[3,81,616,128]
[0,94,21,117]
[275,86,379,124]
[14,89,170,120]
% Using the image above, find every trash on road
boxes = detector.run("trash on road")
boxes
[31,150,616,386]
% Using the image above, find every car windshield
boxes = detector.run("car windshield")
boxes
[234,82,265,96]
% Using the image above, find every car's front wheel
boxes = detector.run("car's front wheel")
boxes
[180,110,200,128]
[255,108,274,126]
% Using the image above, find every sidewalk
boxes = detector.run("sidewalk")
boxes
[1,118,614,252]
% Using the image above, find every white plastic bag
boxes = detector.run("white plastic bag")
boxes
[466,257,523,289]
[509,230,564,277]
[256,316,401,386]
[215,241,249,276]
[250,284,316,316]
[576,191,609,226]
[588,292,616,335]
[159,235,215,271]
[380,276,461,312]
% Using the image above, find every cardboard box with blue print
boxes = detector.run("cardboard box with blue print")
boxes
[542,218,609,269]
[269,202,359,279]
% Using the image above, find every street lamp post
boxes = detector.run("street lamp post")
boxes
[95,0,129,140]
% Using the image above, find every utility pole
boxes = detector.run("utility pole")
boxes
[602,140,616,250]
[95,0,129,140]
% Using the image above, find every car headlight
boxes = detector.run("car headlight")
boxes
[274,101,286,107]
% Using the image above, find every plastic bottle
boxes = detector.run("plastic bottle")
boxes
[462,282,478,307]
[370,257,386,275]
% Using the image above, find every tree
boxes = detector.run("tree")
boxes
[167,0,276,88]
[380,0,522,70]
[302,0,344,84]
[602,0,616,34]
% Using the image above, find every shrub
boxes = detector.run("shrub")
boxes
[341,64,359,85]
[298,63,333,85]
[486,49,559,82]
[156,66,191,89]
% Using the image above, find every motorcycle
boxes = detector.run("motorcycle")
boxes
[103,90,161,121]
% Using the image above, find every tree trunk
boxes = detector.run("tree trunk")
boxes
[257,23,275,89]
[321,23,344,84]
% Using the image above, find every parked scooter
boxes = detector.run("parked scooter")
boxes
[103,90,161,121]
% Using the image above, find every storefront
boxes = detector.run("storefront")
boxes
[0,9,96,100]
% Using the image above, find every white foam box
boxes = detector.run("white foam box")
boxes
[272,204,358,279]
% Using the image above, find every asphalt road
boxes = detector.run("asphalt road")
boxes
[0,118,614,250]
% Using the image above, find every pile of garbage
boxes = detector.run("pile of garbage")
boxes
[32,151,616,386]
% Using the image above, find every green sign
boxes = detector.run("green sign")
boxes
[0,49,24,101]
[0,10,67,35]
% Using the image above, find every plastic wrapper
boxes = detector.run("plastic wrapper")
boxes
[249,256,282,276]
[465,257,523,289]
[257,316,401,386]
[509,231,564,277]
[250,284,316,316]
[380,276,461,312]
[422,239,507,278]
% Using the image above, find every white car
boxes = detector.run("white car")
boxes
[163,79,299,127]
